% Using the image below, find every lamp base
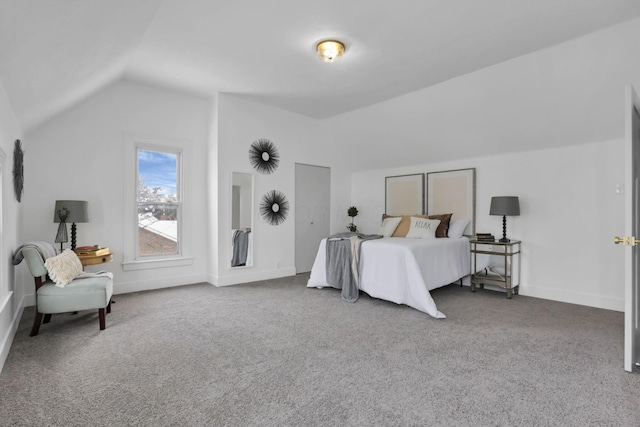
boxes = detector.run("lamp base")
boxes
[500,215,510,243]
[71,222,78,251]
[55,221,68,252]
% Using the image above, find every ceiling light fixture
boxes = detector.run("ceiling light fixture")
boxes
[316,40,345,63]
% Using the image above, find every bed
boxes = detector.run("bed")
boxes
[307,168,485,317]
[307,235,475,318]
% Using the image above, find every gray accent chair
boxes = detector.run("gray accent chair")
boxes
[22,247,113,336]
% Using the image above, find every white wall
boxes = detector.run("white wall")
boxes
[0,76,24,371]
[21,80,211,297]
[213,94,351,285]
[351,139,625,311]
[206,96,219,283]
[325,17,640,172]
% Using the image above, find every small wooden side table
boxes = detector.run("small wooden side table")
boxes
[77,251,114,267]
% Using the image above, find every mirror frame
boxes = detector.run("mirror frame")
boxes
[230,172,254,268]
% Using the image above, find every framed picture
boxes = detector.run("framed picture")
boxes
[385,173,425,216]
[427,168,475,236]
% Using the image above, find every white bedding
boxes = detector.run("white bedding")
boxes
[307,236,474,318]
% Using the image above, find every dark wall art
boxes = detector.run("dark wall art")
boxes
[249,138,279,174]
[13,139,24,202]
[260,190,289,225]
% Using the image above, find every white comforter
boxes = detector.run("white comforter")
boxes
[307,237,472,318]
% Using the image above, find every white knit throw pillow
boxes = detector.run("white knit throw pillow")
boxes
[44,249,83,287]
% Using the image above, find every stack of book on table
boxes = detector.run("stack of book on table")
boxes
[74,245,110,256]
[474,233,495,242]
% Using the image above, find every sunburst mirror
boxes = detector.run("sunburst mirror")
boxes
[249,138,279,174]
[260,190,289,225]
[13,139,24,202]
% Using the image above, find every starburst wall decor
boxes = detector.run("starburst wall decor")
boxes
[249,138,279,174]
[260,190,289,225]
[13,139,24,202]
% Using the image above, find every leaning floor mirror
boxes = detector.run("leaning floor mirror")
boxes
[231,172,254,268]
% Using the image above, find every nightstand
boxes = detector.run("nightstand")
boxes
[470,240,521,298]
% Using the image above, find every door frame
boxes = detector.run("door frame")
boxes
[623,84,640,372]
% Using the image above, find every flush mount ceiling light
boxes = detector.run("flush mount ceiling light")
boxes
[316,40,345,63]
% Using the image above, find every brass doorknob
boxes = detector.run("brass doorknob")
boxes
[614,236,640,246]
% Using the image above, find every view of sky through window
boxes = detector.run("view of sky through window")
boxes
[138,150,177,196]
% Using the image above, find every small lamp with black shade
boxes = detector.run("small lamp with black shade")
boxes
[490,196,520,243]
[53,200,89,251]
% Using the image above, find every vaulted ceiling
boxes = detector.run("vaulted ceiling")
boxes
[2,0,640,132]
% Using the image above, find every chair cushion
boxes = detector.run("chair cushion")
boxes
[37,275,113,314]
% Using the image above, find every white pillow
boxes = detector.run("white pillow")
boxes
[44,249,83,287]
[378,216,402,237]
[405,217,441,239]
[448,218,471,238]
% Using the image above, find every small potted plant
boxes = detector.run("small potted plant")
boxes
[347,206,359,232]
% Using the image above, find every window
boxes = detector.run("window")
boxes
[123,136,192,271]
[136,148,181,258]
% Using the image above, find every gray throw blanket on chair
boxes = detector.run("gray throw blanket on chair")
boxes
[12,241,59,265]
[325,232,382,303]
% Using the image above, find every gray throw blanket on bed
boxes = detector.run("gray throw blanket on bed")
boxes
[326,232,382,303]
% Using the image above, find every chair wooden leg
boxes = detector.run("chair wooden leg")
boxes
[98,308,106,330]
[106,299,111,314]
[43,313,52,324]
[30,311,43,337]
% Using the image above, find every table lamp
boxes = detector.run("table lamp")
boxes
[54,200,89,250]
[490,196,520,243]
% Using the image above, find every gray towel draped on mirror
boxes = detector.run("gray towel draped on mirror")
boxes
[231,230,250,267]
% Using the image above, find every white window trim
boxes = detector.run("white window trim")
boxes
[123,134,193,271]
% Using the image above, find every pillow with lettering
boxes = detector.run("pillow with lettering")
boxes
[405,217,441,239]
[382,213,452,237]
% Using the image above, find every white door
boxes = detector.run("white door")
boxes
[295,163,330,273]
[616,84,640,372]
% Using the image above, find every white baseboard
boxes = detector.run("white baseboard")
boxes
[212,267,297,287]
[23,294,35,307]
[459,276,623,312]
[496,284,624,312]
[0,292,26,375]
[12,267,298,301]
[114,273,210,294]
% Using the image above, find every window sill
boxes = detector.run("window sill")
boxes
[121,257,194,271]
